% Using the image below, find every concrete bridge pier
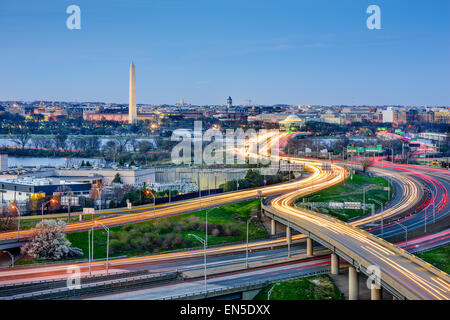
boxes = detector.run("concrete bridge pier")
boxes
[371,286,382,300]
[306,237,313,256]
[331,253,339,275]
[270,219,276,236]
[348,266,359,300]
[286,226,292,245]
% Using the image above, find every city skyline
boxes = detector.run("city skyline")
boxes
[0,1,449,106]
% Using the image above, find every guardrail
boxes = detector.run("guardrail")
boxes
[2,271,180,300]
[163,269,329,300]
[0,269,151,297]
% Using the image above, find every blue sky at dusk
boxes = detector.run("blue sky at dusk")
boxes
[0,0,449,106]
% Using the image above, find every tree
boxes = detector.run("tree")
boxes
[54,133,68,151]
[138,140,153,153]
[10,131,31,149]
[114,137,131,152]
[85,136,100,152]
[112,173,122,183]
[245,169,264,187]
[20,220,75,260]
[0,207,18,232]
[105,140,118,162]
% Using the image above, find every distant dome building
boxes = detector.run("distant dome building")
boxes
[227,96,232,110]
[279,114,304,130]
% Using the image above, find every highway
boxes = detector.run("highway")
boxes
[267,165,450,299]
[0,131,448,300]
[87,257,333,300]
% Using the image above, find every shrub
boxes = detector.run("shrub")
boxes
[211,228,220,237]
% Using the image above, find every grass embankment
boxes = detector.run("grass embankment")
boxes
[253,274,343,300]
[296,174,392,222]
[18,200,267,264]
[417,246,450,274]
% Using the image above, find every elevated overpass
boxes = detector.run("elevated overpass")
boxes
[262,163,450,300]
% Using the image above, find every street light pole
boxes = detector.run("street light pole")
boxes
[395,222,408,250]
[151,192,156,217]
[246,216,257,269]
[431,189,436,224]
[88,229,91,277]
[95,221,110,274]
[268,283,280,300]
[41,201,47,222]
[1,250,14,267]
[41,198,58,222]
[11,204,22,241]
[188,234,207,296]
[369,198,384,237]
[362,186,367,213]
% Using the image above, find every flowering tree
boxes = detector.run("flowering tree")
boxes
[21,220,72,260]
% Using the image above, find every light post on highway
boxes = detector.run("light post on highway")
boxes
[188,233,207,297]
[369,198,384,238]
[287,210,291,258]
[268,282,280,300]
[395,221,408,250]
[431,189,436,224]
[94,220,110,275]
[1,250,14,267]
[10,203,21,241]
[88,228,92,277]
[246,216,257,269]
[145,189,156,217]
[41,198,58,222]
[362,186,367,213]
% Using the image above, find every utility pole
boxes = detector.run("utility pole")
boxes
[246,216,257,268]
[198,171,201,198]
[396,222,408,250]
[1,250,14,267]
[188,233,207,297]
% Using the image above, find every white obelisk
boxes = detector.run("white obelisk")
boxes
[128,61,137,124]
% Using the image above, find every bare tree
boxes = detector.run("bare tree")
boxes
[53,134,68,151]
[0,207,18,231]
[10,132,31,149]
[114,137,132,152]
[85,136,100,152]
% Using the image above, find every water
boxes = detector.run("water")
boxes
[7,156,105,168]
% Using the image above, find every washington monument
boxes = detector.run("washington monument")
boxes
[128,61,137,124]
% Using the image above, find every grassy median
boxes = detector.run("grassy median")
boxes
[253,274,343,300]
[417,246,450,274]
[296,174,393,222]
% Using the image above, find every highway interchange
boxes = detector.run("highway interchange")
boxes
[0,131,448,300]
